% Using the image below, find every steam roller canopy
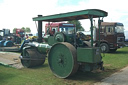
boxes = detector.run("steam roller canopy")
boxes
[21,48,45,68]
[48,42,78,78]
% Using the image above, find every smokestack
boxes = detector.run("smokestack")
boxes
[38,15,42,43]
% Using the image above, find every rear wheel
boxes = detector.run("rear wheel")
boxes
[48,42,78,78]
[100,43,109,53]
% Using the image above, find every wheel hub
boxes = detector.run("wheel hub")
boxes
[58,54,67,67]
[101,46,106,51]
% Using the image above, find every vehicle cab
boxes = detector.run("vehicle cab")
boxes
[97,22,125,52]
[44,23,76,44]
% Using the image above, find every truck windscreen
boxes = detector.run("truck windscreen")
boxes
[115,26,124,33]
[59,27,75,34]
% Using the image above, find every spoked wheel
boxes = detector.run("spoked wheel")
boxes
[21,48,45,68]
[48,42,78,78]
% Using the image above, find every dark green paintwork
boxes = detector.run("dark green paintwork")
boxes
[47,33,74,46]
[90,16,93,47]
[48,42,78,78]
[37,43,51,54]
[33,9,108,22]
[65,34,74,44]
[77,47,101,63]
[54,32,65,42]
[48,36,55,46]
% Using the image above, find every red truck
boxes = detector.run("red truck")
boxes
[16,29,25,38]
[45,23,75,35]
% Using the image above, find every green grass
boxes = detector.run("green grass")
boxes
[0,47,128,85]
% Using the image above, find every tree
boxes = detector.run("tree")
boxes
[67,20,84,31]
[21,27,25,32]
[25,27,31,33]
[13,28,17,33]
[21,27,31,33]
[13,27,31,34]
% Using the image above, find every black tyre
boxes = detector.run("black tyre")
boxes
[110,49,117,53]
[100,43,109,53]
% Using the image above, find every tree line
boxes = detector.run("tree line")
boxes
[67,20,84,31]
[13,27,31,33]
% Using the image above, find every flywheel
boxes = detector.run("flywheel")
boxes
[54,32,65,42]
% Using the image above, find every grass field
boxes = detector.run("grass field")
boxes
[0,47,128,85]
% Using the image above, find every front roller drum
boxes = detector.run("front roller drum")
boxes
[20,48,45,68]
[48,42,78,78]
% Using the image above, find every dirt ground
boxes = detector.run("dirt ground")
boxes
[0,51,23,68]
[94,66,128,85]
[0,52,20,62]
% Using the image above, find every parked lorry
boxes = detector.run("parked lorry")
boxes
[12,28,25,44]
[96,22,125,52]
[82,22,125,53]
[15,29,24,38]
[0,28,25,47]
[20,9,108,78]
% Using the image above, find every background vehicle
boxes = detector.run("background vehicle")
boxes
[43,23,75,43]
[0,28,25,47]
[12,29,25,44]
[82,22,125,53]
[20,9,108,78]
[15,29,24,38]
[97,22,125,52]
[0,29,14,47]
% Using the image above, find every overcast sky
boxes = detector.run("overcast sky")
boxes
[0,0,128,33]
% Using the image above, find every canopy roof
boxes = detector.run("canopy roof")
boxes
[101,22,123,26]
[33,9,108,22]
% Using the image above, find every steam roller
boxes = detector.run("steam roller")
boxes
[20,9,108,78]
